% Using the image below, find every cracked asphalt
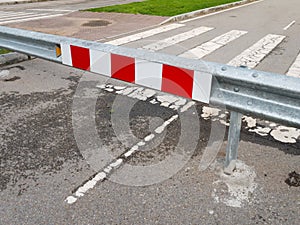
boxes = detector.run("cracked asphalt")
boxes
[0,58,299,224]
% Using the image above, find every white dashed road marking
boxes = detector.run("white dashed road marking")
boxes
[65,84,196,204]
[106,23,185,46]
[65,113,180,204]
[180,30,247,59]
[228,34,286,68]
[283,20,296,31]
[142,26,214,51]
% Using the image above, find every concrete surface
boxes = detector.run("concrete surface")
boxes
[7,11,167,41]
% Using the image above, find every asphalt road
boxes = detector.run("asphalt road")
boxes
[0,0,299,224]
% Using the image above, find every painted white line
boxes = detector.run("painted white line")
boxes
[106,23,185,46]
[142,26,214,51]
[180,30,247,59]
[27,8,74,12]
[0,12,36,19]
[228,34,285,68]
[283,20,296,31]
[180,0,264,23]
[286,52,300,78]
[0,14,64,25]
[154,115,179,134]
[0,13,50,22]
[65,113,180,204]
[0,11,31,15]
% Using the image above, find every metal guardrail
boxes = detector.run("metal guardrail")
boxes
[0,26,299,171]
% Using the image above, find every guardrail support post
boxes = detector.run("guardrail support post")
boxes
[224,111,243,174]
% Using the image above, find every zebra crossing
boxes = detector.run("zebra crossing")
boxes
[105,23,300,77]
[179,30,247,59]
[0,9,68,25]
[142,26,214,51]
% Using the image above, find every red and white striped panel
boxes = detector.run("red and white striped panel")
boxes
[61,43,212,103]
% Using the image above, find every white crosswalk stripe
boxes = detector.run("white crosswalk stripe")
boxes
[179,30,247,59]
[228,34,286,68]
[106,23,185,46]
[0,10,65,25]
[0,13,50,22]
[27,9,74,12]
[287,53,300,78]
[107,24,296,76]
[0,12,36,18]
[142,26,214,51]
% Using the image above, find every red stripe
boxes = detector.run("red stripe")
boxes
[70,45,90,70]
[111,54,135,83]
[162,65,194,98]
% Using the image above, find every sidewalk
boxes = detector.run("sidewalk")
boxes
[8,11,168,41]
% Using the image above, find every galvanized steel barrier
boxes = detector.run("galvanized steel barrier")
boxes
[0,26,299,171]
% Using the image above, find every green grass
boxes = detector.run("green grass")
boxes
[0,49,10,54]
[87,0,241,17]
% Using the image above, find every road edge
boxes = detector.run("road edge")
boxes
[160,0,260,25]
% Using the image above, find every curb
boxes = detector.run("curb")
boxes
[0,0,53,6]
[160,0,259,25]
[0,52,31,66]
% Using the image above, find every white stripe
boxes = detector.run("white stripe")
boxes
[106,23,185,46]
[192,71,212,104]
[180,30,247,59]
[0,11,31,15]
[228,34,285,68]
[0,12,36,19]
[135,59,163,90]
[0,13,49,22]
[27,9,74,12]
[142,26,214,51]
[90,50,111,77]
[65,112,180,204]
[287,53,300,78]
[0,14,64,25]
[61,43,72,66]
[283,20,296,31]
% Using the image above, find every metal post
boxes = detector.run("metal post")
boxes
[224,111,243,173]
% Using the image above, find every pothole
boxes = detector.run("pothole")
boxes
[82,20,111,27]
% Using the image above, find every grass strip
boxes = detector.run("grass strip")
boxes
[0,49,10,54]
[87,0,242,17]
